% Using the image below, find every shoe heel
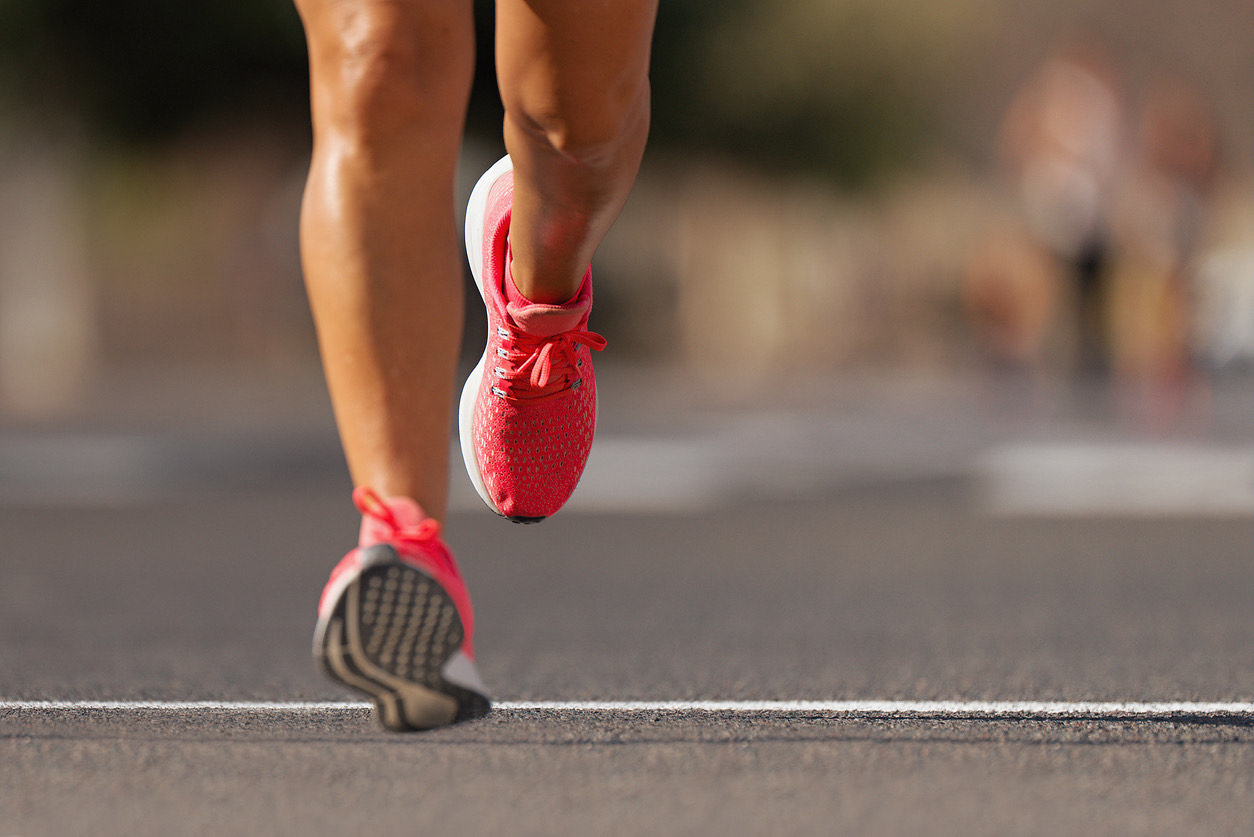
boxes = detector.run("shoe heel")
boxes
[314,548,491,730]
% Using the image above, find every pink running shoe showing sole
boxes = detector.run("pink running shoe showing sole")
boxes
[460,155,606,522]
[313,488,490,731]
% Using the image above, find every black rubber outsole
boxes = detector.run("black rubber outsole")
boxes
[314,546,490,731]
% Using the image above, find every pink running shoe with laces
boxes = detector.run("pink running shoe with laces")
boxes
[460,155,606,522]
[313,486,490,730]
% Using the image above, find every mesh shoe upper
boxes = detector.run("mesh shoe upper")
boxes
[464,160,605,520]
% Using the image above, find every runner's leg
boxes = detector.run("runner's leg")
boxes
[295,0,475,520]
[495,0,658,304]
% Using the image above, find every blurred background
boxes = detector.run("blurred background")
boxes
[0,0,1250,454]
[3,5,1251,825]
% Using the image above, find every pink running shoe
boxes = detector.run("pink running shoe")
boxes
[313,486,490,730]
[460,155,606,522]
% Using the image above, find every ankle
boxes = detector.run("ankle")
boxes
[506,248,585,306]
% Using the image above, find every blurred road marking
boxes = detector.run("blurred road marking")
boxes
[978,442,1254,516]
[5,432,1252,518]
[4,698,1252,720]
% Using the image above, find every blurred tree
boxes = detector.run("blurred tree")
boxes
[0,0,987,184]
[0,0,309,140]
[651,0,991,188]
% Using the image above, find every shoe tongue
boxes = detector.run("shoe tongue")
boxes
[503,263,593,338]
[359,495,429,545]
[506,299,590,337]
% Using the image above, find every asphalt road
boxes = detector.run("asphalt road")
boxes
[2,475,1251,835]
[1,368,1251,834]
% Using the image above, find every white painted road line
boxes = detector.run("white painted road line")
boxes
[510,700,1254,718]
[3,699,1252,720]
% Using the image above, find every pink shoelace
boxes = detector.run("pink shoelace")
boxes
[490,325,606,406]
[352,486,453,574]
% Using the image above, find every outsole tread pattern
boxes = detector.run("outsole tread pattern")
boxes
[314,549,490,731]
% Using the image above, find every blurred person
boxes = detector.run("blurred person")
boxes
[1108,75,1219,424]
[996,37,1125,376]
[295,0,657,730]
[961,225,1060,378]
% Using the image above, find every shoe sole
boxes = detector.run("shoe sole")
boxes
[458,155,594,525]
[313,545,491,731]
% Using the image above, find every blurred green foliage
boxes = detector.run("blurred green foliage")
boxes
[0,0,985,184]
[659,0,989,186]
[0,0,309,139]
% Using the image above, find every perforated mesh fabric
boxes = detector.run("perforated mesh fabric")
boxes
[472,353,597,518]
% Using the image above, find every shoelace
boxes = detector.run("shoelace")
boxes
[490,326,606,405]
[352,486,452,573]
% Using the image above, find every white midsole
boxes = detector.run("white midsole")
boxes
[459,155,515,514]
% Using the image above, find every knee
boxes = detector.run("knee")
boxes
[504,75,651,168]
[298,0,473,144]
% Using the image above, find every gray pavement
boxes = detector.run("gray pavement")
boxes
[4,706,1249,835]
[1,366,1252,834]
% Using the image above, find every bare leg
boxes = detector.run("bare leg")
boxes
[495,0,658,304]
[295,0,475,520]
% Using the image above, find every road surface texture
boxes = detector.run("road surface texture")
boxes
[1,366,1251,835]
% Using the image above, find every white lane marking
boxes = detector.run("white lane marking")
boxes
[3,699,1251,719]
[511,700,1254,717]
[979,442,1254,516]
[2,700,365,712]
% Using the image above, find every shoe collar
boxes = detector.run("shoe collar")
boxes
[502,256,593,338]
